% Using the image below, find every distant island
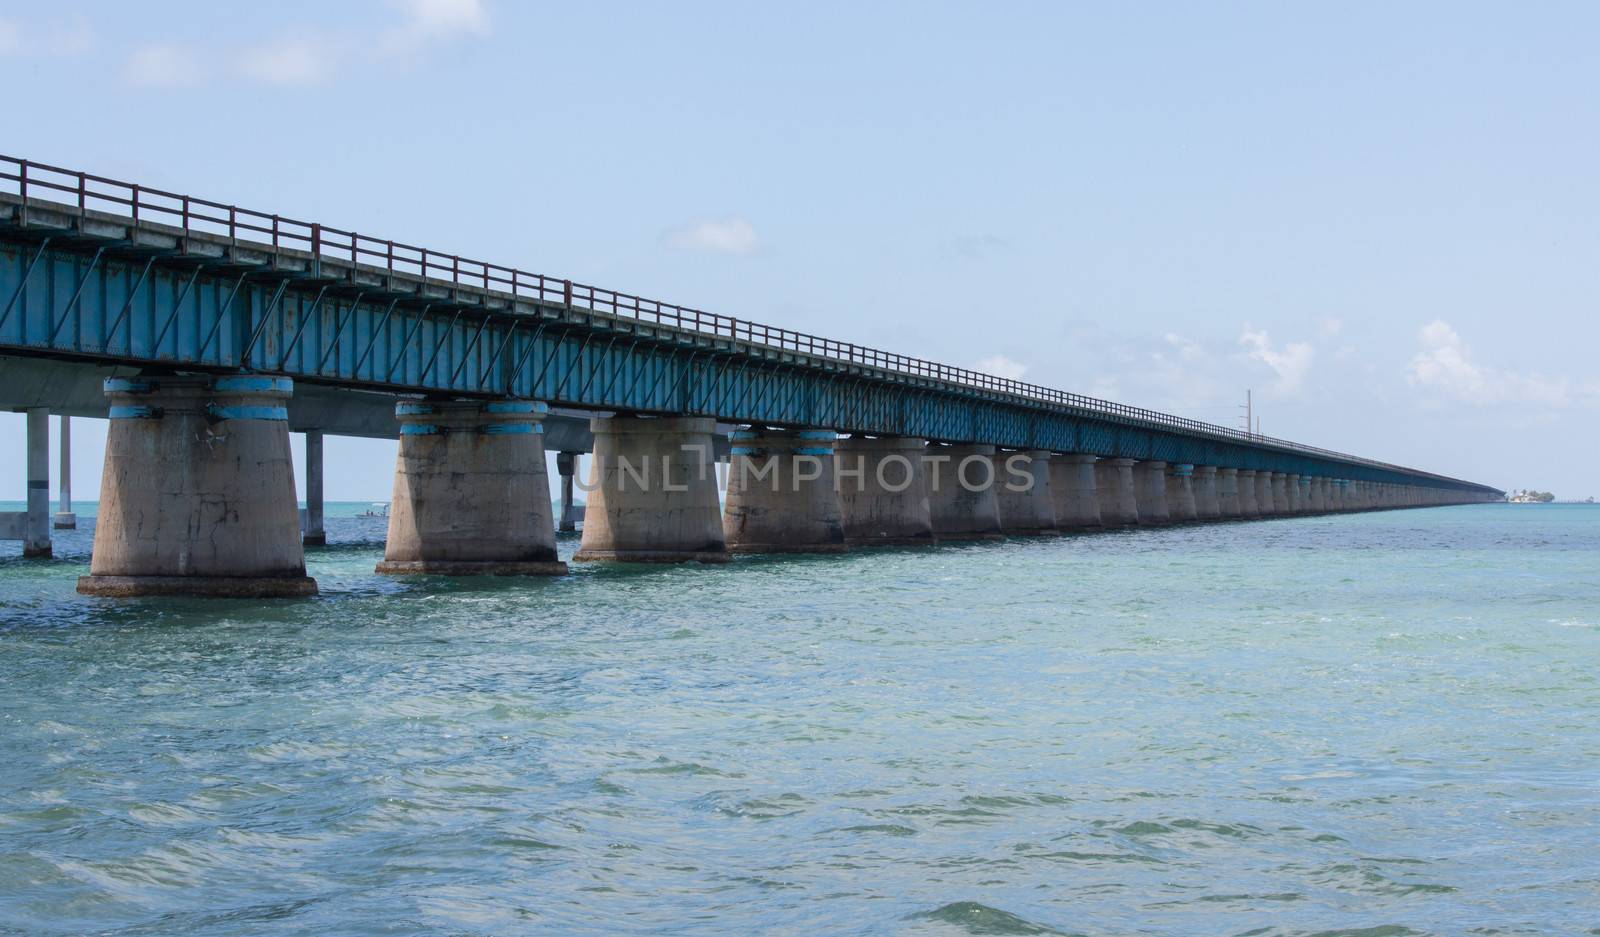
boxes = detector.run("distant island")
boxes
[1507,490,1555,503]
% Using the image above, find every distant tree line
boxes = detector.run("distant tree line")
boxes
[1509,489,1556,502]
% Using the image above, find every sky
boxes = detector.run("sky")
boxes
[2,1,1597,500]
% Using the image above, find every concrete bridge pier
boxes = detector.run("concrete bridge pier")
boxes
[302,430,325,546]
[723,428,846,553]
[1095,458,1140,527]
[1285,474,1305,514]
[1136,461,1171,525]
[1050,453,1102,530]
[378,400,566,576]
[1255,471,1277,515]
[928,444,1003,540]
[78,376,316,597]
[1193,465,1222,521]
[836,436,934,546]
[994,449,1058,535]
[53,415,75,530]
[575,416,727,563]
[1236,469,1260,517]
[1215,467,1242,518]
[1302,476,1319,513]
[1271,473,1291,515]
[556,452,580,532]
[1167,464,1199,522]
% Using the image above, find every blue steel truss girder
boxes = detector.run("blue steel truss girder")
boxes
[0,232,1495,493]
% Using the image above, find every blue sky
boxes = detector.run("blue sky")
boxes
[2,1,1597,499]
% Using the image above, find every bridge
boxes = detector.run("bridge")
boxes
[0,155,1502,595]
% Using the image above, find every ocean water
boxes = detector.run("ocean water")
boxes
[1,504,1597,936]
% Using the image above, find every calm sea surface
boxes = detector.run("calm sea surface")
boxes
[1,504,1596,936]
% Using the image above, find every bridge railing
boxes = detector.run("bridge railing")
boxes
[0,154,1473,485]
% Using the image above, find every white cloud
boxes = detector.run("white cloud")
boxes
[976,354,1029,380]
[662,217,761,255]
[1239,325,1314,395]
[383,0,490,54]
[1,14,94,57]
[1406,319,1581,407]
[238,38,330,86]
[1163,332,1205,362]
[1318,316,1344,339]
[124,43,203,88]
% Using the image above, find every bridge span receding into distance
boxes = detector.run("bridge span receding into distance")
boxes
[0,155,1502,595]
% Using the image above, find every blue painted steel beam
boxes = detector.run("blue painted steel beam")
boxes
[0,207,1495,493]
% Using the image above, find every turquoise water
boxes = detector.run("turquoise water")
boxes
[1,505,1597,935]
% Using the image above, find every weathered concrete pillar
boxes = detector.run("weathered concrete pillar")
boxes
[1136,460,1171,525]
[994,449,1058,535]
[928,443,1003,540]
[1100,457,1152,524]
[556,451,580,532]
[1166,463,1198,522]
[575,416,726,563]
[53,414,75,530]
[1050,453,1101,530]
[379,400,565,575]
[1193,465,1221,520]
[1299,476,1316,513]
[1236,469,1260,517]
[1254,471,1276,515]
[78,376,315,597]
[1285,474,1304,514]
[1271,473,1290,515]
[302,429,326,546]
[1315,477,1332,512]
[723,428,845,553]
[836,436,934,546]
[1216,467,1242,518]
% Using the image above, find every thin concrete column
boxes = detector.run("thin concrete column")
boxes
[557,452,580,532]
[24,408,50,557]
[53,414,75,530]
[1136,461,1171,525]
[1167,463,1198,523]
[1300,476,1316,513]
[1236,469,1259,517]
[1215,468,1241,518]
[79,376,315,596]
[379,400,566,575]
[836,436,934,546]
[1193,465,1221,520]
[928,443,1002,540]
[576,416,727,563]
[303,429,325,546]
[1050,453,1101,530]
[994,449,1058,536]
[723,428,846,553]
[1316,478,1333,512]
